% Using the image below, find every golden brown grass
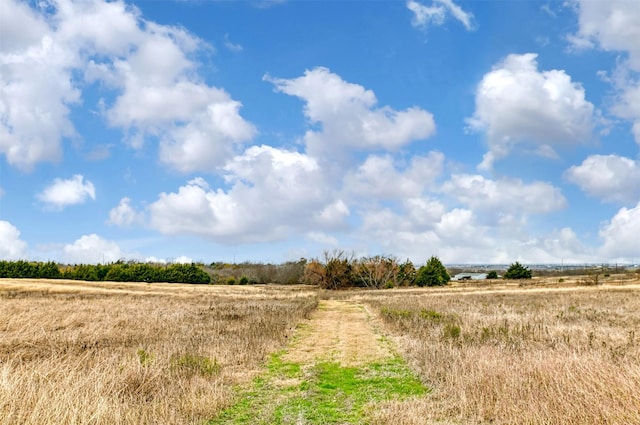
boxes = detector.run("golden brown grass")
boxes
[3,275,640,424]
[359,277,640,424]
[0,279,317,425]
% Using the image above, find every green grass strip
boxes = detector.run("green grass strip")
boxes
[210,354,428,425]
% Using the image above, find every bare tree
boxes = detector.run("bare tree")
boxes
[354,255,398,289]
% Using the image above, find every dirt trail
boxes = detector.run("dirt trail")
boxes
[214,298,427,424]
[282,299,394,367]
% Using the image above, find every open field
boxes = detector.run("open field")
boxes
[0,279,317,424]
[355,277,640,424]
[2,275,640,424]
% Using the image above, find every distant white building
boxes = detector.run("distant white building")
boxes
[452,273,488,281]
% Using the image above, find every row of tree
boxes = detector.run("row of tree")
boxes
[0,260,211,284]
[0,257,535,288]
[0,260,62,279]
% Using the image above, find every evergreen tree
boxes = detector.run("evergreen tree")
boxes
[503,262,532,279]
[415,256,450,287]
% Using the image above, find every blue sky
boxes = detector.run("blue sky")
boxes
[1,0,639,265]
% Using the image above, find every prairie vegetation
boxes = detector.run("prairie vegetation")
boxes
[360,280,640,424]
[2,275,640,424]
[0,279,317,424]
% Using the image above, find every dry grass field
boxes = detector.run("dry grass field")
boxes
[0,279,317,424]
[2,275,640,424]
[356,276,640,424]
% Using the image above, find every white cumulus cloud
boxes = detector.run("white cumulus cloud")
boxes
[0,0,79,171]
[565,155,640,204]
[0,221,28,260]
[149,145,349,243]
[599,202,640,262]
[358,201,596,264]
[37,174,96,210]
[63,234,125,264]
[569,1,640,144]
[0,0,255,172]
[172,255,193,264]
[570,0,640,70]
[265,67,436,159]
[467,53,596,169]
[442,174,567,215]
[107,197,142,226]
[343,151,444,200]
[145,256,167,264]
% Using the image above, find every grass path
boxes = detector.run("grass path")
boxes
[211,300,428,424]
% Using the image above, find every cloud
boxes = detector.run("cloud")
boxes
[148,145,349,243]
[343,151,444,200]
[442,174,567,215]
[0,221,28,260]
[63,234,125,264]
[407,0,475,31]
[570,0,640,70]
[0,0,79,171]
[265,67,436,158]
[569,1,640,144]
[37,174,96,210]
[360,205,495,263]
[352,173,574,264]
[223,33,243,52]
[540,4,558,19]
[89,7,257,171]
[608,71,640,145]
[0,0,255,172]
[145,256,167,264]
[525,227,593,264]
[599,202,640,262]
[565,155,640,204]
[157,91,257,172]
[172,255,193,264]
[467,53,596,170]
[306,232,339,246]
[107,197,142,226]
[357,200,596,264]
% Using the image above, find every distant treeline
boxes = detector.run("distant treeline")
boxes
[0,260,211,284]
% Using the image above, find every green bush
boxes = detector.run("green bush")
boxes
[415,256,450,287]
[487,271,498,279]
[504,262,532,279]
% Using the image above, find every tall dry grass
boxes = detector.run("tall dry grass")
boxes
[363,283,640,424]
[0,279,317,424]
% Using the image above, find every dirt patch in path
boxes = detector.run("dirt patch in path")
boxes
[283,300,394,367]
